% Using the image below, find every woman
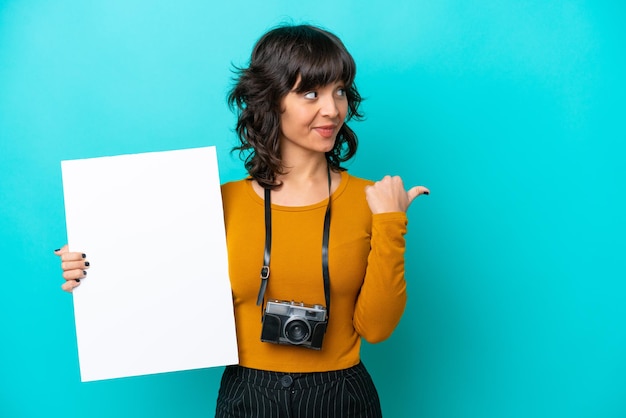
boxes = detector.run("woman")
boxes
[56,24,429,417]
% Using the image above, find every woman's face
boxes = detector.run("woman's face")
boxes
[278,79,348,158]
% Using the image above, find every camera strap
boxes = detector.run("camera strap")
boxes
[256,165,333,320]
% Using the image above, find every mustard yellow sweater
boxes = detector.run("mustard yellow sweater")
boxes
[221,171,408,372]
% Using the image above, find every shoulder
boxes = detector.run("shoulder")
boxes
[221,178,250,194]
[340,172,374,197]
[333,172,373,210]
[220,178,253,205]
[343,172,374,187]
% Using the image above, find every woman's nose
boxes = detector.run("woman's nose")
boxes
[319,95,340,118]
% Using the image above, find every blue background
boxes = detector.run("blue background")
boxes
[1,1,625,417]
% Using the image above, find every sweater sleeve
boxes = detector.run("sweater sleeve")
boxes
[353,212,408,343]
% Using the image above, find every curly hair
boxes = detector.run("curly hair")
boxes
[228,24,364,189]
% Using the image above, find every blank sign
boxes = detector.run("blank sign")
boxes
[61,146,238,382]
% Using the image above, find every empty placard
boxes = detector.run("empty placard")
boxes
[61,146,238,382]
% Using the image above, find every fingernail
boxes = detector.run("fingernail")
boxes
[82,253,86,258]
[423,191,430,195]
[85,261,90,267]
[75,279,81,283]
[54,248,61,252]
[83,270,87,276]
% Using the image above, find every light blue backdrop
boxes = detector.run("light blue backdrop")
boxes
[1,1,624,417]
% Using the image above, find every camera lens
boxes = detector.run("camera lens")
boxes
[283,317,311,344]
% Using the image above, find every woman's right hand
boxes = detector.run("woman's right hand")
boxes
[54,245,89,292]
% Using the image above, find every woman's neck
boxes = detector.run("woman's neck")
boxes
[252,159,341,207]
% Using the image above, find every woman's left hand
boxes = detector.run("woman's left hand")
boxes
[365,175,430,214]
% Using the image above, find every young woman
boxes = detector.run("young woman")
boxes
[56,24,429,417]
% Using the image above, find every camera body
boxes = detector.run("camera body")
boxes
[260,299,328,350]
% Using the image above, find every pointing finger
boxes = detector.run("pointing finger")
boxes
[407,186,430,205]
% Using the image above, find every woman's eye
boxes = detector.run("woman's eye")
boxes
[304,91,317,99]
[337,88,346,96]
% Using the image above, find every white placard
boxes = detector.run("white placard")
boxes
[61,146,238,382]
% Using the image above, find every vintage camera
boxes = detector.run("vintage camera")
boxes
[260,300,328,350]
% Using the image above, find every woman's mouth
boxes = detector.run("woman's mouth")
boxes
[314,125,337,138]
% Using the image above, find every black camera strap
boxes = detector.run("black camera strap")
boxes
[256,165,332,320]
